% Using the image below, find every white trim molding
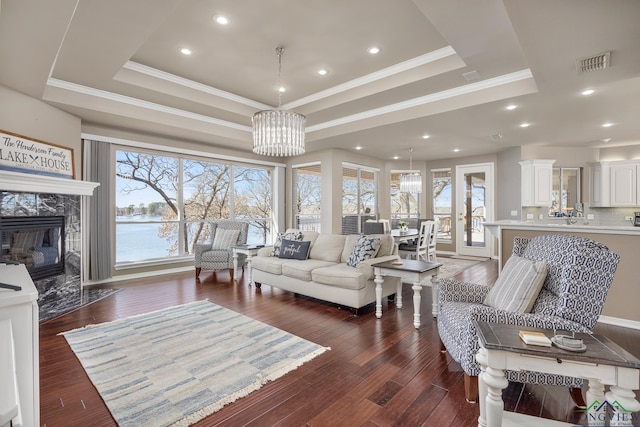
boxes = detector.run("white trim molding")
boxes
[0,170,99,196]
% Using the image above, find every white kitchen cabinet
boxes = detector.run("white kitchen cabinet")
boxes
[519,160,555,207]
[610,162,637,206]
[590,161,640,207]
[0,264,39,427]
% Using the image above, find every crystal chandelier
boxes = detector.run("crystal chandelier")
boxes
[252,47,306,156]
[399,147,422,193]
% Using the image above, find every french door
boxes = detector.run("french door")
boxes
[455,163,493,258]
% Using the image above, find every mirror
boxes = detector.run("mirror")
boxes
[549,167,581,217]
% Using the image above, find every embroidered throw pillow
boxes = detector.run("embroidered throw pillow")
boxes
[272,231,303,257]
[484,255,547,313]
[347,235,381,267]
[278,239,311,260]
[211,228,240,250]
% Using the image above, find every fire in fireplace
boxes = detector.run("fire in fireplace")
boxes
[0,216,65,280]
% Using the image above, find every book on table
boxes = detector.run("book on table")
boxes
[519,330,552,347]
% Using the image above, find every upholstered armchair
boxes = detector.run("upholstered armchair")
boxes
[194,220,249,280]
[437,234,620,405]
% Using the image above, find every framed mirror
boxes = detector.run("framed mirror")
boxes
[549,167,581,217]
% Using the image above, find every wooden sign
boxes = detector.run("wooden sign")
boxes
[0,130,74,179]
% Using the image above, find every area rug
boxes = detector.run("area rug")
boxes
[437,257,482,278]
[61,300,329,427]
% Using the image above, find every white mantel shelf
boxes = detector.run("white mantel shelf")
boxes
[0,170,99,196]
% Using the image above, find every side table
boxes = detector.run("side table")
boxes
[232,245,268,285]
[372,259,441,328]
[475,321,640,427]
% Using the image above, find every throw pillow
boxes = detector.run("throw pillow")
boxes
[278,239,311,260]
[211,228,240,250]
[347,235,381,267]
[272,231,303,257]
[484,255,548,313]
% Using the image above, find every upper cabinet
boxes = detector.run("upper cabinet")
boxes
[519,160,555,207]
[590,161,640,207]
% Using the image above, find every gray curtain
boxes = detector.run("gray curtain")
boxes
[85,139,112,281]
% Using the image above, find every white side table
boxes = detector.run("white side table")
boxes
[372,259,441,328]
[475,321,640,427]
[232,245,268,285]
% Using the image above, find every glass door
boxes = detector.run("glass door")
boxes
[455,163,493,258]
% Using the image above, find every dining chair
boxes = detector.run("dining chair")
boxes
[398,220,435,262]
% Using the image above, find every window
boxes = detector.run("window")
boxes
[293,163,321,232]
[115,149,272,264]
[341,164,378,234]
[432,169,452,241]
[390,171,420,222]
[549,167,581,217]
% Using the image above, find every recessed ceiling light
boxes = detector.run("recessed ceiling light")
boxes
[505,104,517,110]
[392,155,399,160]
[421,134,430,139]
[601,138,612,143]
[367,46,380,55]
[317,69,328,76]
[180,48,192,56]
[581,89,596,96]
[355,146,363,150]
[602,122,614,128]
[214,15,229,25]
[453,148,460,152]
[278,86,286,93]
[520,123,530,128]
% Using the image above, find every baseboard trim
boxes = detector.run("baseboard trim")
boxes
[598,315,640,330]
[84,266,193,287]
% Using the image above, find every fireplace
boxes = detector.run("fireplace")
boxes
[1,216,65,280]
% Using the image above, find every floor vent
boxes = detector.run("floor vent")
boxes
[576,51,611,73]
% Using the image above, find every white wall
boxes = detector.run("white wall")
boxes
[0,85,81,177]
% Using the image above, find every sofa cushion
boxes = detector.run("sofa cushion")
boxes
[341,235,360,263]
[251,256,290,275]
[347,235,381,267]
[278,239,311,260]
[376,234,396,257]
[212,228,239,249]
[281,259,336,282]
[312,264,366,290]
[309,234,346,262]
[484,255,547,313]
[272,230,303,257]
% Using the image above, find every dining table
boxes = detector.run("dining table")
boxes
[390,228,419,243]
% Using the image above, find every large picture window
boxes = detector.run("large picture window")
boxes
[115,149,272,264]
[293,163,321,232]
[341,164,378,234]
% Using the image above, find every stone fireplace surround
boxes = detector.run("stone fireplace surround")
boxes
[0,170,106,321]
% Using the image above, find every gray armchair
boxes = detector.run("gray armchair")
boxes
[437,234,620,405]
[194,220,249,280]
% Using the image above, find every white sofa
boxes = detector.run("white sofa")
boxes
[251,231,400,311]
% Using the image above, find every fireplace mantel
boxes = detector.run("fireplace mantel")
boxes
[0,170,99,196]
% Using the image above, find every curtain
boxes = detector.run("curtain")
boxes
[84,139,112,281]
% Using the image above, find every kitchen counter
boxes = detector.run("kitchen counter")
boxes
[484,220,640,237]
[484,220,640,326]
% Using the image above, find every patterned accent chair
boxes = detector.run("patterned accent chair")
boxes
[437,234,620,404]
[194,220,249,280]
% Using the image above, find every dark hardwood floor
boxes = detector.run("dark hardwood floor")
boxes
[39,259,640,426]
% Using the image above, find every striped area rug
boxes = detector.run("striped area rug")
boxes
[61,300,329,427]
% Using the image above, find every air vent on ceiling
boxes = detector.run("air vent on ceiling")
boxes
[576,51,611,73]
[463,70,481,81]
